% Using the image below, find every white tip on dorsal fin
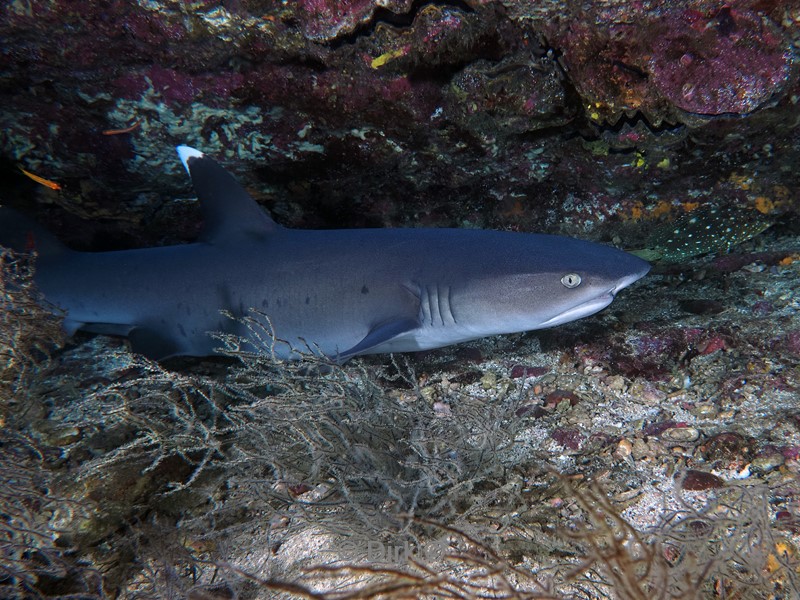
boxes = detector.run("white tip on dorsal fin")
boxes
[174,144,280,242]
[176,145,204,175]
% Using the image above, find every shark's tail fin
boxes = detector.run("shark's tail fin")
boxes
[0,206,69,257]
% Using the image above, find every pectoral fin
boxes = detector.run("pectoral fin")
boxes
[338,318,420,360]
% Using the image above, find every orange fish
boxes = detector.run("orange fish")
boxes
[102,120,141,135]
[18,167,62,191]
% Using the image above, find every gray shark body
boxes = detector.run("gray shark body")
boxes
[1,147,650,361]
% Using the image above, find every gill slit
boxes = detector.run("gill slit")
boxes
[420,283,457,327]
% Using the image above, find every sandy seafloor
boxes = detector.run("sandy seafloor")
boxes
[3,226,800,599]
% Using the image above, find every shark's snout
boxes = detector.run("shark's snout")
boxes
[611,262,651,295]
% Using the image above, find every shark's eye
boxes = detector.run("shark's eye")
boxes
[561,273,582,288]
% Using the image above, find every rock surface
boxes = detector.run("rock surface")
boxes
[1,0,798,246]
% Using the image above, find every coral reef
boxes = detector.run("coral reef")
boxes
[555,7,792,124]
[0,0,797,241]
[1,0,800,598]
[0,249,63,413]
[2,226,800,597]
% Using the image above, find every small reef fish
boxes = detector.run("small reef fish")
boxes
[18,167,62,191]
[0,146,649,361]
[102,120,141,136]
[635,203,772,263]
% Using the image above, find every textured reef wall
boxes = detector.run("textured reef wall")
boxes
[2,2,800,599]
[1,0,798,244]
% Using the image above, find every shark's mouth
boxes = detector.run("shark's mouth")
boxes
[538,292,615,328]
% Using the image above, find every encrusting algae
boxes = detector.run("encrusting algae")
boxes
[633,203,773,263]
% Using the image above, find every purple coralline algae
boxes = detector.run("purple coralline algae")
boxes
[649,8,792,116]
[294,0,416,41]
[0,0,797,241]
[557,7,792,126]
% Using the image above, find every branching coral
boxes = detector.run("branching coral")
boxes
[0,430,102,598]
[0,249,63,415]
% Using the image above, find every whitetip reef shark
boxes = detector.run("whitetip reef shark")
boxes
[0,146,650,361]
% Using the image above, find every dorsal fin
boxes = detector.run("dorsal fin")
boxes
[176,146,279,243]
